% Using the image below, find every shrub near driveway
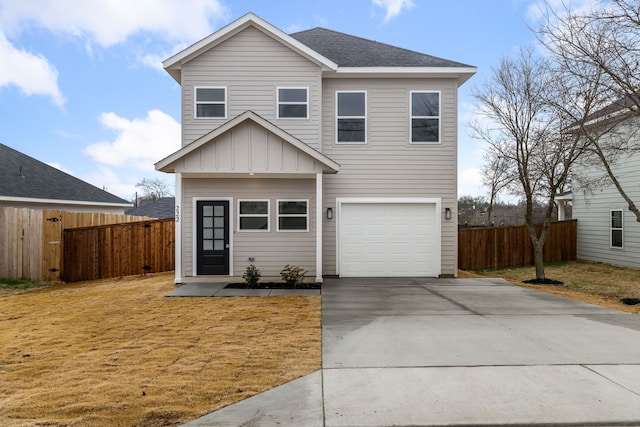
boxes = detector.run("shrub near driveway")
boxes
[0,273,321,426]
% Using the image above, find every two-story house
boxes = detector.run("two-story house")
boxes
[155,13,476,283]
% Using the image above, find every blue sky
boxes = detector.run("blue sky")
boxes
[0,0,576,201]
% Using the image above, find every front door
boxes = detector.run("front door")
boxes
[196,200,229,275]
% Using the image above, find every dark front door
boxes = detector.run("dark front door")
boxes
[196,200,229,275]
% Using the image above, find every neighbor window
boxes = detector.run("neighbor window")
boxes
[611,209,623,248]
[277,88,308,118]
[336,91,366,143]
[195,87,226,118]
[238,200,269,231]
[411,91,440,143]
[277,200,308,231]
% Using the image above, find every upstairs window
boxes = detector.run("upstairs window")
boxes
[277,200,308,231]
[337,91,366,143]
[611,209,623,248]
[277,88,308,119]
[411,91,440,143]
[195,87,226,118]
[238,200,269,231]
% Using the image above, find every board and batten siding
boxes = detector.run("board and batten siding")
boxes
[321,78,459,276]
[171,121,326,174]
[573,143,640,269]
[180,26,323,150]
[181,178,316,277]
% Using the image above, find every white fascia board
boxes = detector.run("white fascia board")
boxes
[0,195,132,208]
[163,13,337,83]
[329,66,477,85]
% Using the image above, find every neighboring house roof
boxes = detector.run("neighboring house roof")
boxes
[0,143,131,207]
[585,94,639,123]
[290,27,472,69]
[155,110,340,174]
[164,12,476,85]
[126,197,175,219]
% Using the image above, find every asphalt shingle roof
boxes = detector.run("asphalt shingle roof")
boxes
[126,197,175,219]
[289,27,472,68]
[0,143,129,205]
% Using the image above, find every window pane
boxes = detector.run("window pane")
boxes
[279,217,307,230]
[612,230,623,247]
[240,201,268,215]
[338,92,365,116]
[279,88,306,102]
[203,229,213,239]
[203,206,213,216]
[203,217,213,228]
[214,206,224,216]
[214,217,224,227]
[412,118,439,142]
[279,104,307,118]
[279,201,307,214]
[197,104,225,118]
[611,211,623,228]
[213,240,224,250]
[214,229,223,239]
[412,92,439,116]
[197,88,225,102]
[240,217,269,230]
[338,118,365,142]
[203,240,213,251]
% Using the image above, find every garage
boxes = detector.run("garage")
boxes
[338,200,440,277]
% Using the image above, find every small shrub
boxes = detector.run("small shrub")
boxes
[280,264,307,287]
[242,264,261,286]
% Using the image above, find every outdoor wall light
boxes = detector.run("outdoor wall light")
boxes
[445,207,452,220]
[326,207,333,220]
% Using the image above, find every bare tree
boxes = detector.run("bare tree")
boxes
[471,48,586,280]
[481,145,512,224]
[136,178,173,202]
[536,0,640,221]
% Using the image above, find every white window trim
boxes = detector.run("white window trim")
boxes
[277,87,309,119]
[194,86,227,119]
[238,199,270,232]
[336,90,367,144]
[277,199,309,232]
[610,208,624,249]
[410,90,441,144]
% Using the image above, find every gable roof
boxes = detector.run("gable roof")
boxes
[126,197,175,219]
[0,143,130,206]
[155,111,340,174]
[290,27,472,68]
[164,13,476,85]
[586,94,639,122]
[163,13,338,82]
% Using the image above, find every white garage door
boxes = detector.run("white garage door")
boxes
[339,202,438,277]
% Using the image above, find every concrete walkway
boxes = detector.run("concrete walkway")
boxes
[184,277,640,426]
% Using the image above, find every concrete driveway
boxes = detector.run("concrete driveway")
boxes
[185,277,640,426]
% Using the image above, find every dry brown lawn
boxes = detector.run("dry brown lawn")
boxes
[463,260,640,316]
[0,273,321,426]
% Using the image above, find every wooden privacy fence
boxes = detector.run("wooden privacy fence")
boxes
[0,207,153,281]
[62,218,175,282]
[458,220,577,271]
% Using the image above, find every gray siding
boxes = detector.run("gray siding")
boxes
[173,121,326,174]
[181,178,316,277]
[321,78,459,276]
[181,26,322,149]
[573,142,640,268]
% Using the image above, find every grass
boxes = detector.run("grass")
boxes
[0,277,52,296]
[0,272,321,426]
[468,260,640,315]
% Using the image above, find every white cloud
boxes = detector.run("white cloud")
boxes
[85,109,180,171]
[84,165,137,200]
[46,162,74,175]
[372,0,414,23]
[0,0,228,47]
[458,168,485,197]
[525,0,598,24]
[0,31,65,106]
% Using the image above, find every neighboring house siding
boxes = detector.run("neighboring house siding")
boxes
[181,178,316,277]
[573,150,640,268]
[181,26,322,149]
[321,78,459,276]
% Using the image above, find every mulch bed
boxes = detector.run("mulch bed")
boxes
[523,278,564,285]
[225,282,321,290]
